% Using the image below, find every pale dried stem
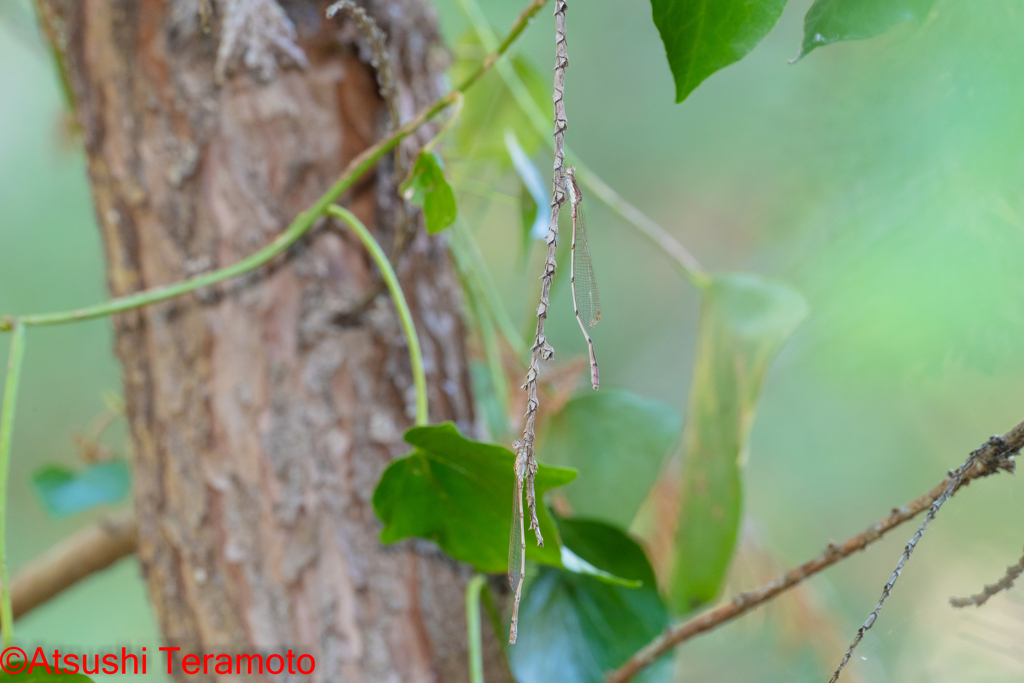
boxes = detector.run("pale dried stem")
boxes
[949,546,1024,608]
[327,1,399,133]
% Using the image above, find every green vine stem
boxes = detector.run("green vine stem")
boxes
[0,99,442,332]
[0,0,551,334]
[455,0,710,289]
[327,206,428,427]
[465,574,487,683]
[422,93,465,154]
[0,322,27,646]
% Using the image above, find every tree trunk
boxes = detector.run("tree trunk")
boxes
[41,1,508,680]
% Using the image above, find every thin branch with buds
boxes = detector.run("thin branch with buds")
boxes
[606,419,1022,683]
[827,430,1021,683]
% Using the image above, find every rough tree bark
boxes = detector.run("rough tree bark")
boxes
[40,1,509,680]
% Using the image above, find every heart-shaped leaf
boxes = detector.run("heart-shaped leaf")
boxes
[798,0,936,60]
[373,423,576,572]
[400,151,457,234]
[539,389,681,529]
[509,517,670,683]
[31,460,131,518]
[650,0,789,103]
[671,273,806,613]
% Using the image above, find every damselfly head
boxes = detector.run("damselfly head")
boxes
[564,166,582,203]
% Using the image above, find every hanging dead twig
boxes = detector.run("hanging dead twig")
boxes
[510,0,571,645]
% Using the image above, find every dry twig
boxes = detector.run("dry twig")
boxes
[606,419,1021,683]
[514,0,570,557]
[327,1,399,133]
[950,546,1024,609]
[508,0,570,645]
[827,430,1021,682]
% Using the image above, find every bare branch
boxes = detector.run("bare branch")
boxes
[950,546,1024,609]
[11,511,137,620]
[606,419,1022,683]
[828,431,1020,682]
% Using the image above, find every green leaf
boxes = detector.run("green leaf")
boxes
[0,658,94,681]
[450,31,551,163]
[31,460,131,518]
[519,181,539,263]
[557,516,657,588]
[560,547,641,588]
[504,129,550,258]
[372,423,576,572]
[510,517,670,683]
[650,0,788,103]
[671,273,806,613]
[539,389,681,529]
[468,360,509,444]
[798,0,936,59]
[400,152,457,234]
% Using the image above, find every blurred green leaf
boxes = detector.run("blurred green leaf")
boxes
[650,0,788,103]
[539,389,681,529]
[557,516,657,588]
[31,460,130,518]
[468,360,509,443]
[0,662,93,681]
[798,0,936,59]
[400,151,457,234]
[510,517,670,683]
[560,547,641,588]
[504,129,549,260]
[519,181,538,262]
[450,31,550,163]
[671,274,806,613]
[372,422,576,572]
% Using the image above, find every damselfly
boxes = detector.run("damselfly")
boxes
[565,167,600,390]
[508,449,528,644]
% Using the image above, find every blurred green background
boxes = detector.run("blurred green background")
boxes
[2,0,1023,680]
